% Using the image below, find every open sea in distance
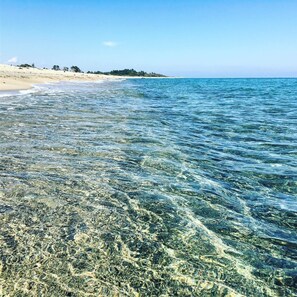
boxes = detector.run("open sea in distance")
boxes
[0,78,296,296]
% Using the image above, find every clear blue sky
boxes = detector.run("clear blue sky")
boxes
[1,0,296,77]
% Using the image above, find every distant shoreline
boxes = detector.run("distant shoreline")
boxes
[0,64,127,92]
[0,64,170,92]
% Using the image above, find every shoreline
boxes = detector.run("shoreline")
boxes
[0,64,172,92]
[0,64,126,92]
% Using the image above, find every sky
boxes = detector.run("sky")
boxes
[0,0,297,77]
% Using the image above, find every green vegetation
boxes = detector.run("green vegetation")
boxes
[87,69,166,77]
[15,63,165,77]
[18,64,33,68]
[70,66,82,73]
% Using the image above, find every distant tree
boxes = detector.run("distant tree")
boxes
[85,69,166,77]
[87,71,100,74]
[102,69,166,77]
[52,65,60,71]
[18,64,32,68]
[70,66,81,73]
[32,63,35,68]
[63,67,69,72]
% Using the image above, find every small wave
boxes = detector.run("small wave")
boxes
[0,84,45,98]
[0,90,21,98]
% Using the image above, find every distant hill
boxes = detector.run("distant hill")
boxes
[87,69,166,77]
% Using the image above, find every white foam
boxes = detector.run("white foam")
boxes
[0,91,19,98]
[0,84,43,98]
[0,79,124,99]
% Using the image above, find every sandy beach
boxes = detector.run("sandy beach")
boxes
[0,64,120,91]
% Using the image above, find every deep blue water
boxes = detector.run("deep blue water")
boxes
[0,78,296,296]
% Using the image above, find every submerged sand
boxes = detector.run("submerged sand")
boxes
[0,64,121,91]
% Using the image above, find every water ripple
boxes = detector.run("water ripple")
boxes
[0,79,296,296]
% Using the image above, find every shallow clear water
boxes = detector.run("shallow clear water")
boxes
[0,79,296,296]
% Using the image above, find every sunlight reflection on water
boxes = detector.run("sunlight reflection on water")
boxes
[0,79,296,296]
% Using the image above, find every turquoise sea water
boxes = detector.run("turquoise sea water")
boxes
[0,78,296,296]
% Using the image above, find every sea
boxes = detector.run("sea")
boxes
[0,78,296,296]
